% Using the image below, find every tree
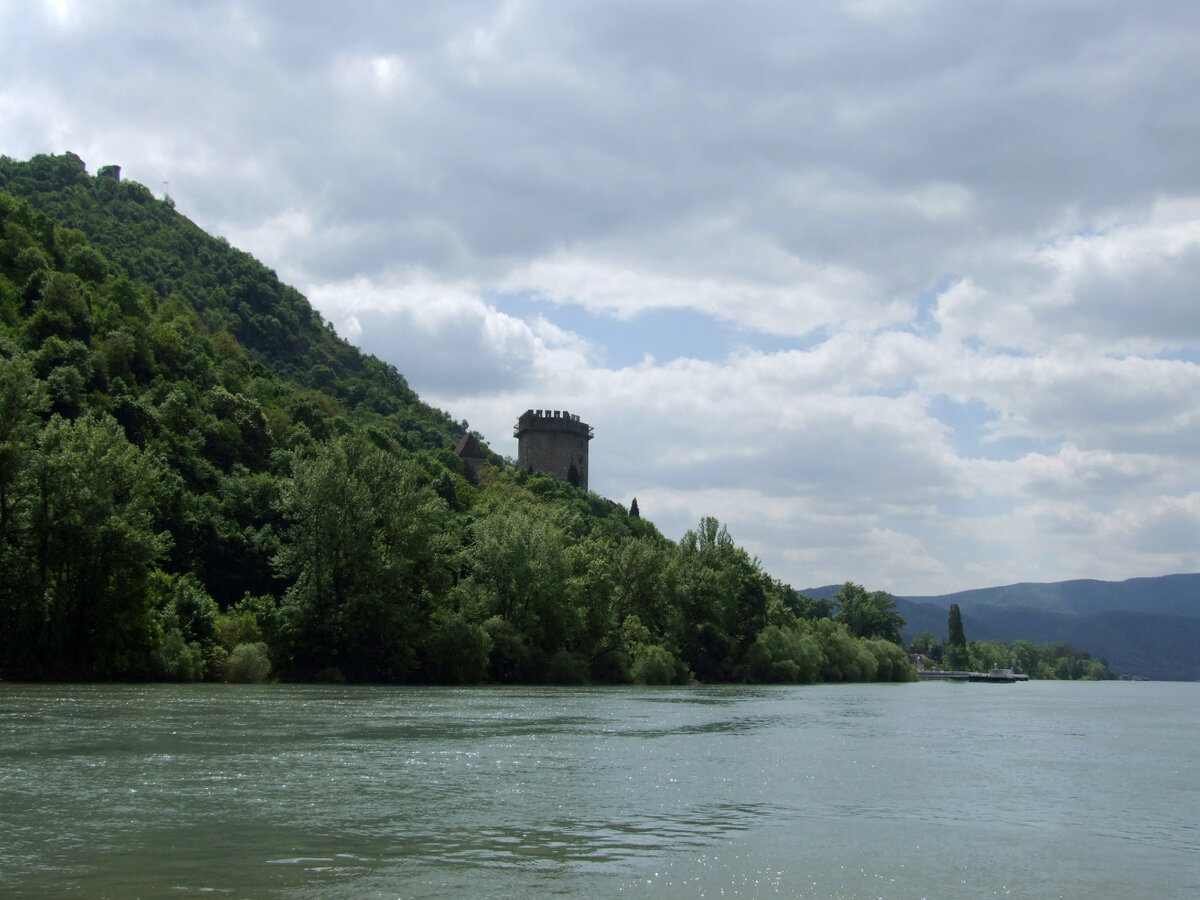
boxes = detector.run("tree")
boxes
[863,638,918,681]
[629,497,639,518]
[969,640,1012,673]
[0,355,45,544]
[909,630,943,663]
[0,355,47,676]
[3,414,169,679]
[945,603,969,670]
[1011,639,1038,676]
[746,622,823,683]
[567,527,678,680]
[672,517,768,680]
[464,504,576,675]
[834,582,905,644]
[811,617,878,682]
[801,595,835,620]
[275,434,449,681]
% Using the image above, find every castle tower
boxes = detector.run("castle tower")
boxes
[514,409,593,490]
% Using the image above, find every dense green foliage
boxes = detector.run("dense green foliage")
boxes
[833,581,905,644]
[0,152,918,685]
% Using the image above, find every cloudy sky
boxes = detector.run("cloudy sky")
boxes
[4,0,1200,595]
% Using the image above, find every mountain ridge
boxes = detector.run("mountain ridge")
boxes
[901,572,1200,618]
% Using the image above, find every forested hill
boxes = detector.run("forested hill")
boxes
[0,151,463,453]
[0,151,918,686]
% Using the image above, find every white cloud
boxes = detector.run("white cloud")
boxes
[502,252,881,336]
[332,53,414,98]
[306,275,585,395]
[1040,199,1200,343]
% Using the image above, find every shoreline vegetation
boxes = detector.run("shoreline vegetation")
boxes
[0,152,1112,686]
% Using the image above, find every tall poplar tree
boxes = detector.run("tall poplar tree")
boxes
[946,603,969,671]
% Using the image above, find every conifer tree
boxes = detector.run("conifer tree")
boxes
[946,603,969,670]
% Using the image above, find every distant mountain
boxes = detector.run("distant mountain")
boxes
[805,575,1200,681]
[903,573,1200,619]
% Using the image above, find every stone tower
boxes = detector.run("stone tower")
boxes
[514,409,593,490]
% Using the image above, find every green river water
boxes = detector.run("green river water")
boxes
[1,680,1197,898]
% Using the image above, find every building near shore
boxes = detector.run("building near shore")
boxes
[453,432,487,476]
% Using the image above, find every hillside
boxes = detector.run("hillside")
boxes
[0,151,917,687]
[0,151,466,453]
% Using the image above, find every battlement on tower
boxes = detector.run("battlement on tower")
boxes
[513,409,595,439]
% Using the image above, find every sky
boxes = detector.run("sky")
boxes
[4,0,1200,596]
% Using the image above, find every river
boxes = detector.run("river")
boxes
[1,680,1197,898]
